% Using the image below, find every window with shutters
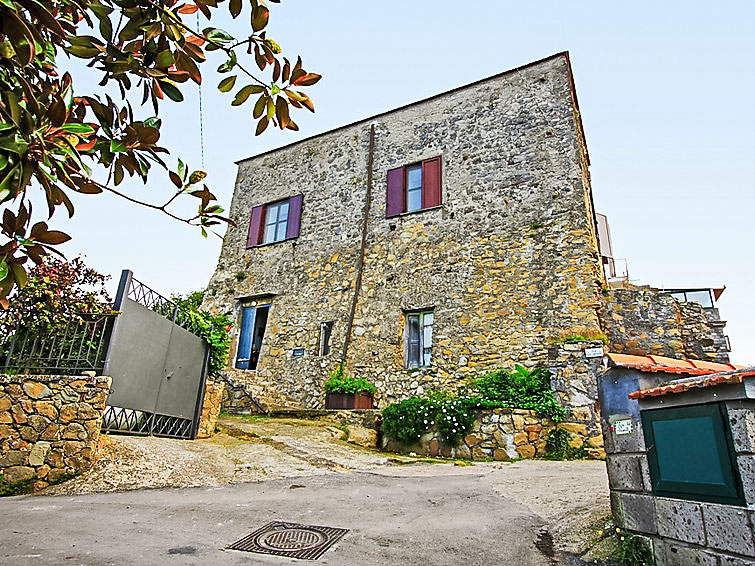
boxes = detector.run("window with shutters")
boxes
[246,194,303,248]
[405,310,434,368]
[235,301,271,370]
[386,156,442,217]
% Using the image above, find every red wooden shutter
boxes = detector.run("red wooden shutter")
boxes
[386,167,404,218]
[286,194,303,239]
[422,156,442,209]
[247,205,264,247]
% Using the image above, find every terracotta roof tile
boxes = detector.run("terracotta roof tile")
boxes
[628,368,755,399]
[606,353,737,376]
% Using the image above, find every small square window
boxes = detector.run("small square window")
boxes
[262,200,290,244]
[641,402,745,506]
[405,310,433,368]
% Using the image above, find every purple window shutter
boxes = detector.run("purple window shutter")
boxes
[247,205,263,247]
[386,167,404,217]
[422,157,442,208]
[286,194,303,239]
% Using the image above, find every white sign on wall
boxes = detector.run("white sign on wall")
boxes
[584,347,605,359]
[613,419,633,435]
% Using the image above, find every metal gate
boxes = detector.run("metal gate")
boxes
[100,270,210,439]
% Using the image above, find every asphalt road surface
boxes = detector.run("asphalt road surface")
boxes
[1,467,569,566]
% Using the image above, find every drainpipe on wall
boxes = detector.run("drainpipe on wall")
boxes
[341,124,375,364]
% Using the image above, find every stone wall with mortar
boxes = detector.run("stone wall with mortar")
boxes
[204,53,604,411]
[196,379,225,438]
[382,407,604,461]
[0,374,110,491]
[601,287,728,363]
[599,368,755,565]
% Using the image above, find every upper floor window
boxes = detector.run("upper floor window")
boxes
[405,310,433,368]
[386,156,442,217]
[246,194,303,248]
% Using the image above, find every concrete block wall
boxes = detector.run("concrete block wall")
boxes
[599,369,755,565]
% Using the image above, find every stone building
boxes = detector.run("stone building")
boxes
[204,52,730,414]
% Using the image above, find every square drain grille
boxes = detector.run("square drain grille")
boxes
[227,521,349,560]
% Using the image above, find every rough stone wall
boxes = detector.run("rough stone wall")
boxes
[601,287,727,362]
[382,408,604,461]
[204,53,603,410]
[196,379,224,438]
[0,374,110,491]
[548,340,605,445]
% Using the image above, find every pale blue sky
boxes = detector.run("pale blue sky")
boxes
[59,1,755,361]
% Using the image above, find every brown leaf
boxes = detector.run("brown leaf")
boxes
[255,117,268,136]
[251,5,269,31]
[275,97,290,129]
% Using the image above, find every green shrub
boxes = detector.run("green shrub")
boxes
[381,397,437,444]
[0,476,36,497]
[470,365,566,422]
[543,428,586,460]
[382,365,565,447]
[172,292,232,378]
[324,364,376,395]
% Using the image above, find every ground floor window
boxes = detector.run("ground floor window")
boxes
[405,310,433,368]
[319,321,333,356]
[235,303,270,370]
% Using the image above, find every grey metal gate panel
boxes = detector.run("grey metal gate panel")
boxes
[101,271,210,439]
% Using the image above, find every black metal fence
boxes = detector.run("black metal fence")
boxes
[123,274,204,337]
[1,313,117,375]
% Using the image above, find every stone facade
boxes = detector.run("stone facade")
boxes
[205,52,605,411]
[601,286,729,363]
[0,374,110,491]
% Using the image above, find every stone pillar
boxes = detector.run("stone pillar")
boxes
[196,379,225,438]
[548,340,606,457]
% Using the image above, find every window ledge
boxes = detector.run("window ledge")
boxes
[392,205,443,219]
[247,237,296,250]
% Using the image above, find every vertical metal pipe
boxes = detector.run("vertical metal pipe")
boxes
[342,124,375,363]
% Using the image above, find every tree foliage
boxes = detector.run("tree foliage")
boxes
[0,254,112,335]
[0,0,319,304]
[171,290,231,377]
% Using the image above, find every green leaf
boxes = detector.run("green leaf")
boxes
[0,0,16,9]
[158,80,184,102]
[155,49,174,67]
[217,51,237,73]
[232,85,263,106]
[110,140,127,152]
[270,83,280,96]
[0,135,28,154]
[144,116,162,129]
[252,94,266,119]
[0,260,8,281]
[218,75,237,92]
[203,27,234,42]
[178,158,187,182]
[60,123,95,134]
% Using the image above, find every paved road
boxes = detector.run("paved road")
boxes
[1,467,570,566]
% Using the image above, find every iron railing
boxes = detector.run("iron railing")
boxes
[101,405,194,439]
[120,272,204,337]
[1,313,117,375]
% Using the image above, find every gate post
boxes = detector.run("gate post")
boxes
[102,270,132,377]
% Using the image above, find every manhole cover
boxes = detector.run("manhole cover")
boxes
[227,521,349,560]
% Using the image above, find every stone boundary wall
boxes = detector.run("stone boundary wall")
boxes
[0,374,110,491]
[601,287,727,363]
[382,408,605,460]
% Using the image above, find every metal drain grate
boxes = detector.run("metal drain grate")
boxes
[227,521,349,560]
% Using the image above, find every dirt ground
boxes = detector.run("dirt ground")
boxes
[42,415,611,558]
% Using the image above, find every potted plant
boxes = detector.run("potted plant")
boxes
[324,364,376,409]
